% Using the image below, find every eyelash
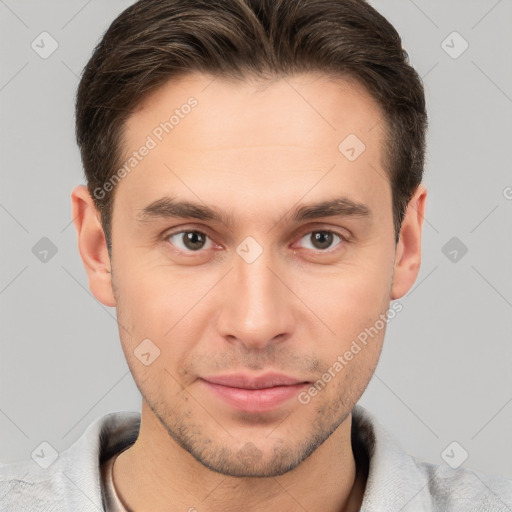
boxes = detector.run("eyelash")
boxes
[163,228,349,255]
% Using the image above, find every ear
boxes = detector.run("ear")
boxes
[71,185,116,307]
[391,183,427,300]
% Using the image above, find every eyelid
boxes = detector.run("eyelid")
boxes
[295,224,351,240]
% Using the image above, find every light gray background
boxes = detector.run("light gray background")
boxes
[1,0,511,480]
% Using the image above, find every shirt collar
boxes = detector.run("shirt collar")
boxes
[69,405,433,511]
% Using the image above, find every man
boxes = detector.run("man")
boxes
[1,0,511,510]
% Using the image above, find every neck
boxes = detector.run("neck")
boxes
[113,402,366,512]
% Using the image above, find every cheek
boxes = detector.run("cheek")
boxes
[300,260,392,328]
[293,256,393,376]
[114,260,199,333]
[113,264,213,383]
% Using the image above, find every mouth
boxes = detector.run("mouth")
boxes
[198,372,309,413]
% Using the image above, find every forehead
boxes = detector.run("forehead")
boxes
[114,72,389,223]
[125,71,385,149]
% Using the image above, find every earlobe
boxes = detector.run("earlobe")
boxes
[390,184,427,300]
[71,185,116,307]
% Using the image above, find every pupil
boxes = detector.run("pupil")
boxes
[313,231,332,249]
[185,231,205,250]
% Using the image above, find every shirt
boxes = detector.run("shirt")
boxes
[1,405,511,511]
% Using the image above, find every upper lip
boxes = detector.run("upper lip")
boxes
[201,373,307,390]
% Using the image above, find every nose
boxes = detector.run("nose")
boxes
[216,246,296,351]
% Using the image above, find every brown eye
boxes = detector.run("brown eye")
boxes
[297,230,344,251]
[166,230,212,252]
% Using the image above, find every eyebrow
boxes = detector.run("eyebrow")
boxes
[135,195,371,227]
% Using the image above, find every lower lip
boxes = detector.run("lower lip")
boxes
[200,380,308,413]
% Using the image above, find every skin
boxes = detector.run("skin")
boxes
[71,72,426,511]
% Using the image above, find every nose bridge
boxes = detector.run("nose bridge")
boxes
[217,241,294,348]
[238,250,275,314]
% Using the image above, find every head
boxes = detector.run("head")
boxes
[72,0,427,477]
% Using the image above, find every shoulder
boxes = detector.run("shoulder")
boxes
[352,405,512,511]
[0,457,63,511]
[0,410,140,511]
[419,458,512,511]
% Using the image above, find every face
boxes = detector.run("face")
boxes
[87,72,409,477]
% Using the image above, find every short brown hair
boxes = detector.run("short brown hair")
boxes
[75,0,427,254]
